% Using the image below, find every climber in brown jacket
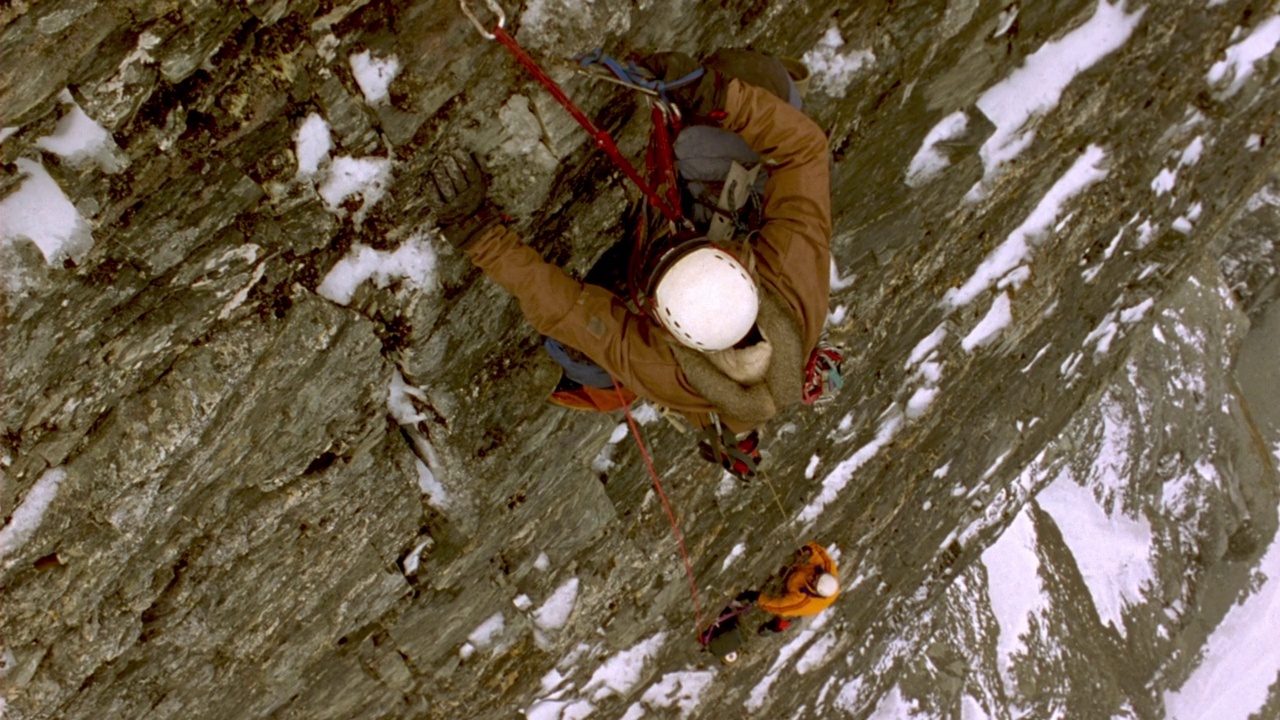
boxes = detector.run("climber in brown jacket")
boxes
[425,51,832,464]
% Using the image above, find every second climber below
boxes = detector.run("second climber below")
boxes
[740,541,839,633]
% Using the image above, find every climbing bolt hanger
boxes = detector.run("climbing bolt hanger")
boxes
[459,0,683,225]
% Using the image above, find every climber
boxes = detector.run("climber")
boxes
[424,49,835,476]
[738,541,839,633]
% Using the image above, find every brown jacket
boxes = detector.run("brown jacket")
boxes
[756,542,838,618]
[465,79,832,432]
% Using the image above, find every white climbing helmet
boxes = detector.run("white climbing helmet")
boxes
[652,246,759,351]
[814,573,839,598]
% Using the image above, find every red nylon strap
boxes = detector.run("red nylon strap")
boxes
[647,104,682,218]
[492,26,682,224]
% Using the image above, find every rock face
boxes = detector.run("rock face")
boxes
[1,1,1278,719]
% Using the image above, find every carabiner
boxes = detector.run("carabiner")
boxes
[649,96,681,123]
[459,0,505,40]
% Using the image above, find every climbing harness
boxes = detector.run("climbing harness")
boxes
[698,419,760,480]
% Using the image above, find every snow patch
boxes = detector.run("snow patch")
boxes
[349,50,401,104]
[802,26,875,98]
[961,292,1013,352]
[981,507,1045,686]
[974,0,1143,181]
[0,468,67,567]
[721,543,746,572]
[466,612,506,650]
[317,233,437,305]
[317,155,393,226]
[1165,491,1280,719]
[944,145,1110,309]
[805,454,821,480]
[35,90,124,172]
[1207,15,1280,98]
[1037,474,1154,636]
[295,113,332,177]
[0,158,95,268]
[907,326,947,369]
[388,369,431,425]
[798,410,904,524]
[906,111,969,187]
[633,669,713,718]
[582,632,667,701]
[830,257,856,292]
[533,577,580,632]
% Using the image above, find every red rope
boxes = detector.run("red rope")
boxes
[613,379,704,638]
[647,104,682,218]
[491,27,683,224]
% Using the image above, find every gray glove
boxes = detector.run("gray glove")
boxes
[425,152,501,250]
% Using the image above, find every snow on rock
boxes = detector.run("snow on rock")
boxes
[961,292,1013,352]
[974,0,1144,181]
[805,454,821,480]
[0,158,95,268]
[830,255,856,292]
[864,685,921,719]
[582,632,667,702]
[388,368,431,426]
[1037,473,1154,636]
[747,615,831,712]
[524,698,594,720]
[532,577,580,632]
[349,50,400,105]
[944,145,1110,309]
[1083,297,1155,356]
[295,112,332,177]
[1164,493,1280,719]
[906,110,969,188]
[316,155,393,226]
[0,468,67,569]
[1207,14,1280,99]
[801,26,875,98]
[630,402,659,425]
[720,543,746,572]
[981,506,1046,686]
[35,90,124,172]
[413,458,451,512]
[317,233,437,306]
[591,422,632,474]
[796,632,837,673]
[629,670,714,719]
[466,612,506,651]
[798,408,904,524]
[907,327,948,369]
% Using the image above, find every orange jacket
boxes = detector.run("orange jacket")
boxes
[464,79,832,433]
[757,542,838,617]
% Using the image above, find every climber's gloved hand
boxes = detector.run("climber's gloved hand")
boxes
[634,51,730,125]
[735,590,760,604]
[425,151,502,251]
